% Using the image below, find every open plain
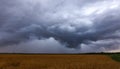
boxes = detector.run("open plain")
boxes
[0,54,120,69]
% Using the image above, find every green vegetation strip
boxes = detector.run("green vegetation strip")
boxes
[109,54,120,62]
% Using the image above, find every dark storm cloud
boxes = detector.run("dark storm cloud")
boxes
[80,39,120,53]
[0,0,120,53]
[0,38,79,53]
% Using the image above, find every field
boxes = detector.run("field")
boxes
[110,54,120,62]
[0,54,120,69]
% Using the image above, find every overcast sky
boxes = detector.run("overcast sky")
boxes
[0,0,120,53]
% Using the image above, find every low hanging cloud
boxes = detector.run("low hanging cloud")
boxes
[0,0,120,53]
[0,37,79,53]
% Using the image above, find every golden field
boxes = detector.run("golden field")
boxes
[0,54,120,69]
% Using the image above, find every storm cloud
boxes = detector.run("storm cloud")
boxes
[0,0,120,53]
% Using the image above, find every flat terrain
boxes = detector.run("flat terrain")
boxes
[0,54,120,69]
[110,54,120,62]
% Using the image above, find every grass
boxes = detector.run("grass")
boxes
[0,54,120,69]
[109,54,120,62]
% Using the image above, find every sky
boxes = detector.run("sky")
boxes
[0,0,120,53]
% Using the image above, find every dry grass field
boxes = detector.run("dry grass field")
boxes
[0,54,120,69]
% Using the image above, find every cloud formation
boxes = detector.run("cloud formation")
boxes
[0,0,120,53]
[0,38,79,53]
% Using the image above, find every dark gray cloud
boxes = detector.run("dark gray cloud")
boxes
[0,38,79,53]
[0,0,120,53]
